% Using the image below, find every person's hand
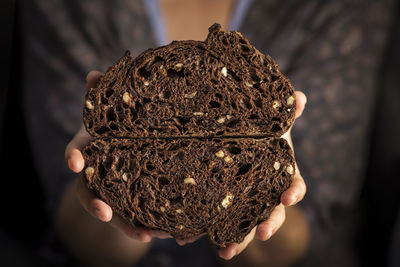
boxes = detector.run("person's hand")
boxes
[65,71,172,242]
[216,90,308,260]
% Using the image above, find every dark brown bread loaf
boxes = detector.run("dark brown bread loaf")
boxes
[81,23,297,247]
[82,137,295,246]
[84,23,296,138]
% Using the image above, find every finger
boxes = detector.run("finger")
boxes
[64,71,103,172]
[218,227,256,260]
[66,148,85,173]
[86,70,103,89]
[294,91,307,119]
[176,236,197,246]
[256,204,286,241]
[151,230,173,239]
[76,176,113,222]
[65,124,92,173]
[175,233,206,246]
[110,214,152,243]
[281,170,306,206]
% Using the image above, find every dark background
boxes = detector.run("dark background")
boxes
[1,0,399,266]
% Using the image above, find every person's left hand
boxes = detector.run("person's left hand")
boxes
[176,91,307,260]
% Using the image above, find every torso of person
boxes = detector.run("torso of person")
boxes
[159,0,235,42]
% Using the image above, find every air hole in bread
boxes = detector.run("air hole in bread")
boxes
[248,114,260,120]
[211,167,219,173]
[228,146,242,154]
[95,126,108,135]
[98,164,107,179]
[215,93,223,100]
[109,122,118,131]
[252,98,263,108]
[239,220,251,230]
[116,158,124,171]
[158,177,170,186]
[153,56,164,64]
[167,68,184,78]
[271,124,282,133]
[101,95,108,105]
[240,45,250,53]
[239,38,247,45]
[84,147,92,157]
[103,181,113,189]
[271,75,280,82]
[106,108,116,122]
[162,90,171,99]
[142,97,151,105]
[153,211,162,221]
[103,156,113,169]
[226,119,241,128]
[105,88,114,97]
[242,99,252,109]
[196,45,206,50]
[87,121,93,129]
[209,100,221,108]
[174,116,190,126]
[138,67,151,79]
[230,101,238,110]
[235,163,252,176]
[227,69,242,82]
[108,80,116,87]
[146,163,155,171]
[138,196,146,210]
[170,196,183,206]
[251,208,257,217]
[123,209,132,219]
[128,160,137,171]
[175,151,185,160]
[272,117,281,122]
[250,73,261,83]
[278,138,287,148]
[247,189,258,197]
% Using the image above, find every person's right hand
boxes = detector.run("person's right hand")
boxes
[65,71,172,243]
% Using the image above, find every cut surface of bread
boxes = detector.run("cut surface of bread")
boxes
[83,137,294,246]
[81,23,297,247]
[84,23,296,138]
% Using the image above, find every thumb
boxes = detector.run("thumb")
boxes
[65,124,92,173]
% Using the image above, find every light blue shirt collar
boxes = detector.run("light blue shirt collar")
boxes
[143,0,254,46]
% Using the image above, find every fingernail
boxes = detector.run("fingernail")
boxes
[140,233,152,243]
[290,194,298,205]
[265,229,273,240]
[68,158,83,173]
